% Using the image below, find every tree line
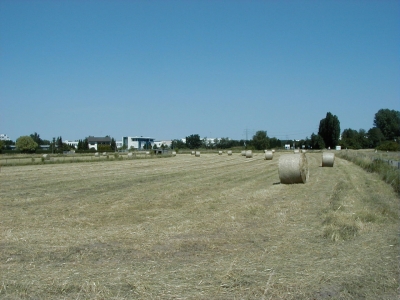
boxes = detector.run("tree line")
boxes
[2,108,399,153]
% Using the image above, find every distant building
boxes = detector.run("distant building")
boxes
[122,136,155,150]
[154,140,172,148]
[0,134,10,141]
[87,136,112,151]
[284,144,291,150]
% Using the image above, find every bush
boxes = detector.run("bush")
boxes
[377,141,400,152]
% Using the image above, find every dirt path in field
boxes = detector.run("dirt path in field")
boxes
[0,152,398,299]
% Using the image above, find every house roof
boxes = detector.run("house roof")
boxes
[87,136,112,142]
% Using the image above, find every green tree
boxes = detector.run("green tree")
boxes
[30,132,43,146]
[16,136,38,153]
[171,139,186,149]
[340,128,361,149]
[373,109,400,140]
[367,127,385,148]
[310,133,325,149]
[251,131,270,150]
[318,112,340,149]
[110,138,117,151]
[0,140,4,153]
[185,134,202,149]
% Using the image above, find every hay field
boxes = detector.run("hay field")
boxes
[0,152,398,299]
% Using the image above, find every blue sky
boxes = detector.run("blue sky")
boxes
[1,0,399,142]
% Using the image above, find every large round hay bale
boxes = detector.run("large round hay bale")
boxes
[301,149,306,153]
[128,152,133,158]
[293,149,300,154]
[278,153,308,184]
[191,151,195,155]
[322,152,335,167]
[227,150,232,156]
[42,154,50,160]
[241,150,246,156]
[264,151,273,160]
[172,151,177,156]
[245,150,253,158]
[195,151,200,157]
[218,151,222,155]
[272,149,275,153]
[102,152,107,156]
[95,152,99,157]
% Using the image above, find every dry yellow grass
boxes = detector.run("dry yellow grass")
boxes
[0,152,398,299]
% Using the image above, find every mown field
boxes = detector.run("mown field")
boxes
[0,152,399,299]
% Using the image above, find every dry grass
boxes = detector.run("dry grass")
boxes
[0,152,398,299]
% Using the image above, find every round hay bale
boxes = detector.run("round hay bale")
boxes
[128,152,133,158]
[42,154,50,160]
[145,151,150,155]
[245,150,253,158]
[172,151,177,156]
[227,150,232,156]
[95,152,99,157]
[272,149,275,153]
[301,149,306,153]
[322,152,335,167]
[278,153,308,184]
[195,151,200,157]
[264,151,273,160]
[241,150,246,156]
[191,151,195,155]
[102,152,107,156]
[218,151,222,155]
[293,149,300,154]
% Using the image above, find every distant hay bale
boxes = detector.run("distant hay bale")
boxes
[95,152,99,157]
[145,151,150,155]
[128,153,133,158]
[272,149,275,153]
[172,151,176,156]
[278,153,308,184]
[301,149,306,153]
[245,150,253,158]
[102,152,107,156]
[195,151,200,157]
[218,151,222,155]
[227,150,232,156]
[241,150,246,156]
[294,149,300,154]
[42,154,50,160]
[322,152,335,167]
[191,151,195,155]
[264,151,273,160]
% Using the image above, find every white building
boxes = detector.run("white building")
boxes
[122,136,155,150]
[64,140,79,148]
[0,134,10,141]
[154,140,172,148]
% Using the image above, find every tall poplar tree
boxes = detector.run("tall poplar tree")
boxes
[318,112,340,149]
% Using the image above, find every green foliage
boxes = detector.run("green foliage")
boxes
[251,131,270,150]
[269,137,281,149]
[367,127,385,148]
[0,140,4,153]
[111,138,117,151]
[310,133,325,149]
[30,132,43,146]
[318,112,341,148]
[98,144,112,152]
[377,141,400,152]
[185,134,202,149]
[16,136,38,153]
[340,129,362,149]
[171,139,186,149]
[374,108,400,140]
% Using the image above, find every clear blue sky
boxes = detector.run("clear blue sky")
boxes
[1,0,399,142]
